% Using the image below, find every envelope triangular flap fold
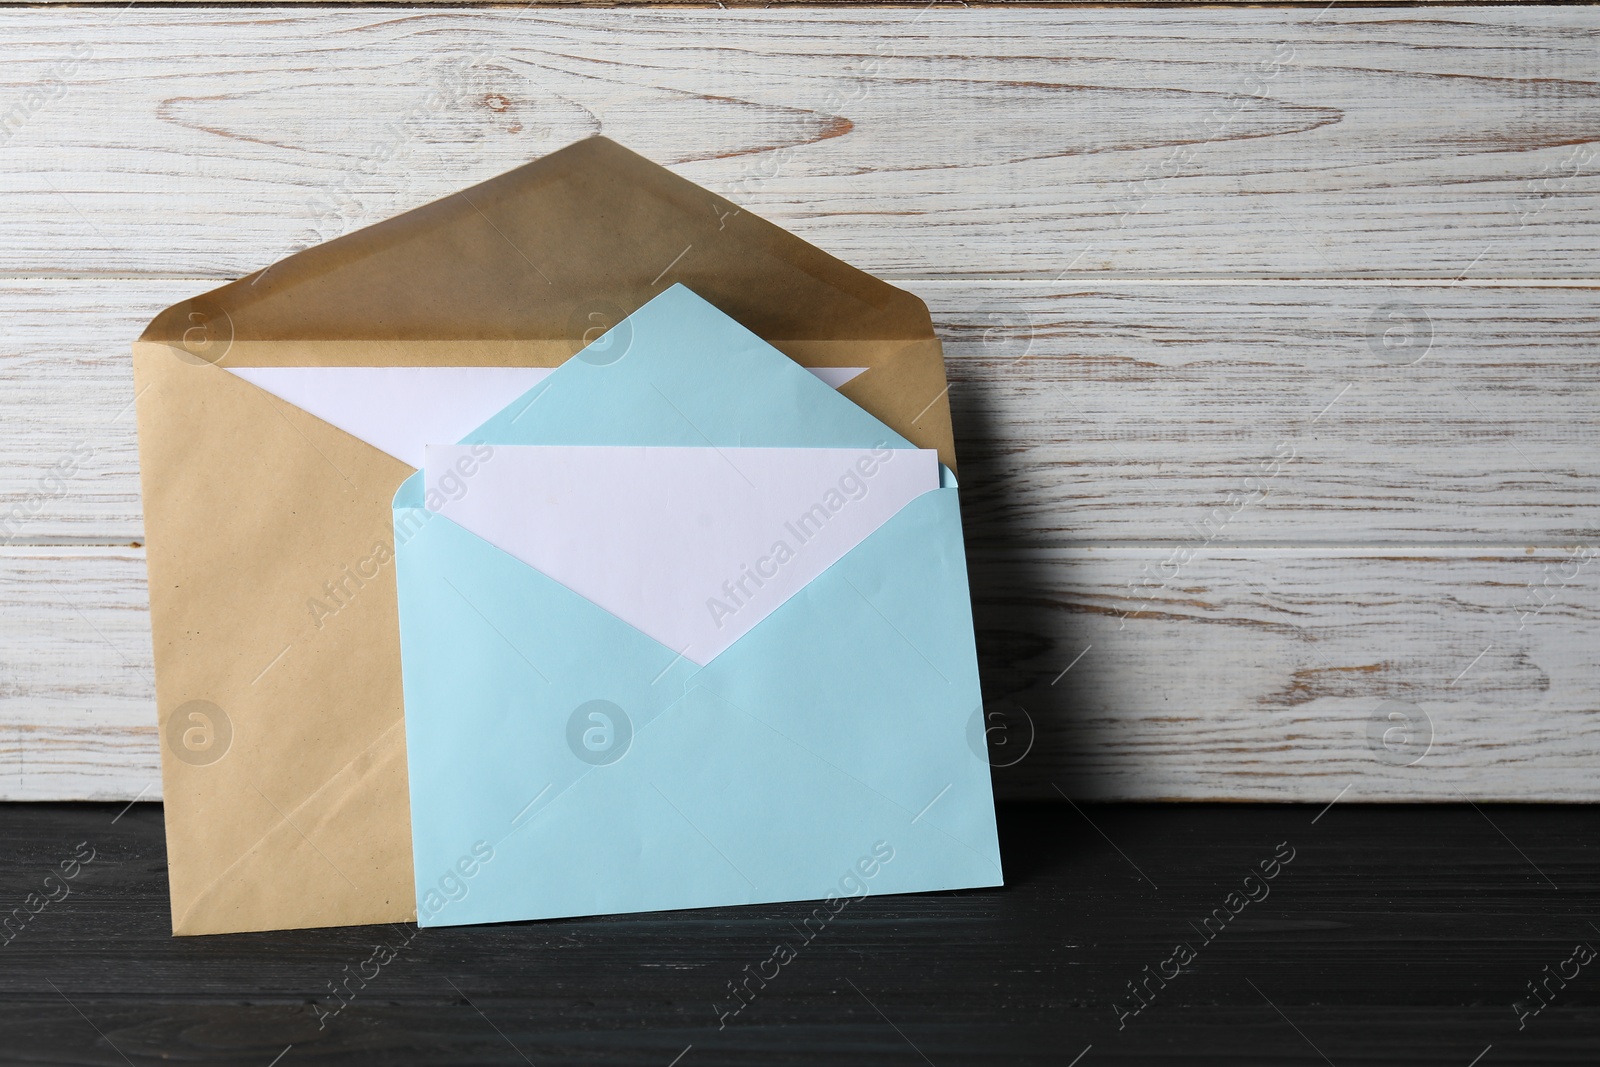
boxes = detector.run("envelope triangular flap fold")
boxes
[145,134,927,349]
[462,285,915,452]
[139,137,954,473]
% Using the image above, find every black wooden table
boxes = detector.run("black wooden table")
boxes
[0,801,1594,1065]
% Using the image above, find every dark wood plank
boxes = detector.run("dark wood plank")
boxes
[0,802,1595,1064]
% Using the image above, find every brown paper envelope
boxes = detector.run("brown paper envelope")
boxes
[134,136,957,935]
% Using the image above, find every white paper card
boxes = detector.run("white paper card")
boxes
[423,444,939,665]
[230,366,867,468]
[229,367,552,468]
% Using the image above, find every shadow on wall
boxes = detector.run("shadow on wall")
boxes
[938,299,1107,807]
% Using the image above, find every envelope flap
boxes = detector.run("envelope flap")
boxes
[463,285,914,452]
[139,136,957,466]
[139,137,932,358]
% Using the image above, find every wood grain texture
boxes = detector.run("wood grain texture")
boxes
[1,5,1596,801]
[933,281,1600,546]
[975,545,1600,801]
[0,8,1597,280]
[5,279,1598,545]
[2,802,1596,1066]
[3,541,1594,801]
[0,549,157,802]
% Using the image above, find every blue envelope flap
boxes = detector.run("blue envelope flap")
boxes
[465,284,916,451]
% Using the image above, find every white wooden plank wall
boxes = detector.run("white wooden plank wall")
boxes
[0,7,1595,800]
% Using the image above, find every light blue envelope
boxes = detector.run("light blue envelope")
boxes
[394,284,1001,926]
